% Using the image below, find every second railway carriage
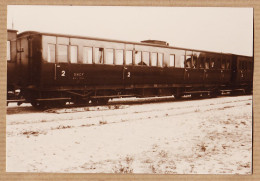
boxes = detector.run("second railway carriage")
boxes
[7,30,253,107]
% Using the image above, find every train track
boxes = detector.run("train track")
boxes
[7,93,251,115]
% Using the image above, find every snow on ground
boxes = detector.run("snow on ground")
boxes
[6,95,252,174]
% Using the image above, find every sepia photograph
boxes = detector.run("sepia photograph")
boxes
[6,5,253,174]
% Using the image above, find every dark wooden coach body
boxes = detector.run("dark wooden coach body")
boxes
[7,30,253,106]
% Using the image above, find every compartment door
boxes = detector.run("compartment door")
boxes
[123,45,135,87]
[54,63,70,85]
[17,37,30,86]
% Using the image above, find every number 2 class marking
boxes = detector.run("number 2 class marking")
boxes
[61,70,66,76]
[127,72,131,78]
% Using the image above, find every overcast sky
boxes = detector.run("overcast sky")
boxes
[7,6,253,56]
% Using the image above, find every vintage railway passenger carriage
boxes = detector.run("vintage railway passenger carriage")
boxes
[7,30,253,107]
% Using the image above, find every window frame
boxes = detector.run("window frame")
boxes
[83,46,93,64]
[94,47,104,64]
[70,45,78,64]
[169,54,175,67]
[57,44,68,63]
[210,58,215,69]
[220,58,227,70]
[158,53,164,67]
[115,49,124,65]
[226,59,231,70]
[125,50,133,65]
[142,51,150,66]
[199,57,205,69]
[185,55,192,68]
[105,48,114,65]
[134,50,142,65]
[151,52,158,66]
[192,55,198,69]
[205,57,210,69]
[47,43,56,63]
[215,58,221,69]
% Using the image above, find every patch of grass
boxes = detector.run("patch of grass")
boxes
[114,105,121,109]
[150,164,157,174]
[54,125,73,130]
[241,121,247,125]
[112,156,134,174]
[81,124,95,127]
[241,162,251,168]
[223,105,234,109]
[201,144,206,152]
[197,142,207,152]
[222,145,228,149]
[121,119,127,122]
[158,150,168,158]
[223,120,231,124]
[99,120,107,125]
[149,159,176,174]
[143,158,153,164]
[22,131,40,136]
[195,108,200,112]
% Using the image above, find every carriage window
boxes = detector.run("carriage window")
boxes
[210,58,215,69]
[240,61,243,70]
[241,61,245,70]
[7,41,11,61]
[115,49,123,65]
[215,58,221,69]
[199,57,204,68]
[158,53,163,67]
[192,56,198,68]
[205,57,210,69]
[151,52,157,66]
[226,59,231,69]
[221,59,226,69]
[126,50,133,65]
[243,61,247,70]
[186,55,192,68]
[70,46,78,63]
[135,51,141,65]
[106,49,114,65]
[83,47,92,64]
[169,54,175,67]
[57,45,68,63]
[95,48,104,64]
[142,51,150,66]
[47,44,55,63]
[179,55,185,68]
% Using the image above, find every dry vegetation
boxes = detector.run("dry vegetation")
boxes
[6,96,252,174]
